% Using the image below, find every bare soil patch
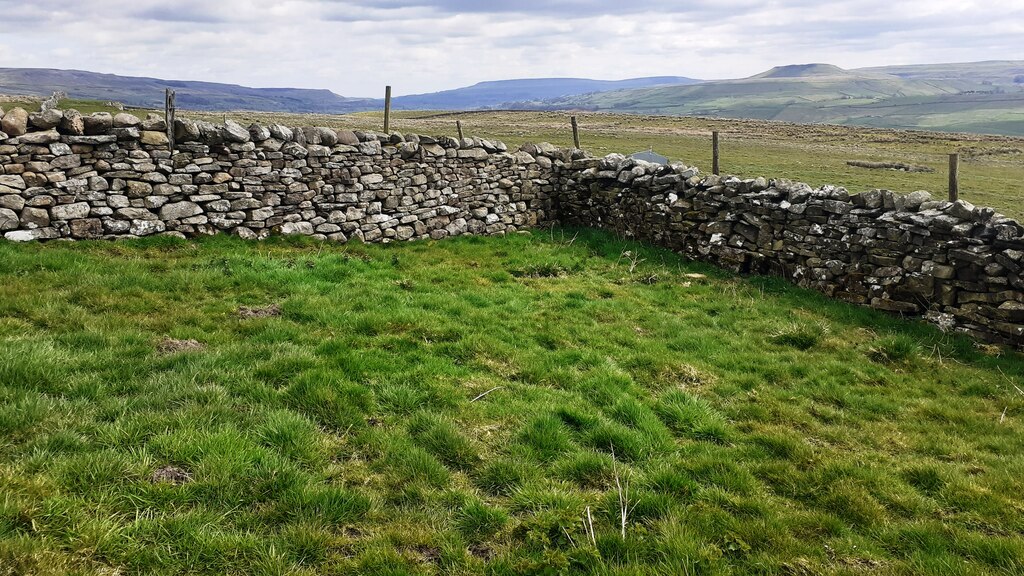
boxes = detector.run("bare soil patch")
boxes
[150,465,192,485]
[157,338,205,354]
[238,304,282,319]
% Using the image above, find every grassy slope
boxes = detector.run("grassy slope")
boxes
[856,61,1024,88]
[0,97,154,117]
[1,232,1023,575]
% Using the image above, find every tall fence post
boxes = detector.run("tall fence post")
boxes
[456,120,464,141]
[571,116,580,149]
[948,153,960,202]
[712,131,720,175]
[383,85,392,134]
[165,89,176,153]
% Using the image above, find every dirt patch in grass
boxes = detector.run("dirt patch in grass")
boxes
[149,465,192,485]
[469,543,495,561]
[412,544,440,564]
[238,304,282,318]
[157,338,205,354]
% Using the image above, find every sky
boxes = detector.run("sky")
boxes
[0,0,1021,97]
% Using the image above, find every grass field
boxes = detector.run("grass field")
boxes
[1,231,1023,575]
[188,109,1024,222]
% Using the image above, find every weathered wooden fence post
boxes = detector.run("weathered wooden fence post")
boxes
[571,116,580,149]
[165,89,176,153]
[456,120,464,140]
[712,131,720,175]
[383,85,392,134]
[948,153,960,202]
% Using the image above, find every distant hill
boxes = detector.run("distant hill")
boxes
[390,77,702,110]
[526,62,1024,136]
[0,69,701,113]
[0,68,376,113]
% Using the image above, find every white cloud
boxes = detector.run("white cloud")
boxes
[0,0,1020,96]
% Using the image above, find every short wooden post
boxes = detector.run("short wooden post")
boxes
[948,153,959,202]
[571,116,580,149]
[165,89,176,153]
[456,120,464,140]
[383,85,392,134]
[712,131,720,175]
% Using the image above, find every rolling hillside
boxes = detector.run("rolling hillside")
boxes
[0,69,700,113]
[390,76,701,110]
[858,60,1024,87]
[533,62,1024,135]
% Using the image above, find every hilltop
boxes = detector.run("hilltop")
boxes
[752,63,850,78]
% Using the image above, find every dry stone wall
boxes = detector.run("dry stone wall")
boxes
[0,107,559,245]
[1,105,1022,348]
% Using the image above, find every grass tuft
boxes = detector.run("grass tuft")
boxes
[457,499,509,539]
[869,334,921,364]
[771,322,829,350]
[408,412,480,470]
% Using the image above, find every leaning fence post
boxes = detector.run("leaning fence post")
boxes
[165,89,176,153]
[571,116,580,149]
[383,85,392,134]
[712,131,720,175]
[456,120,464,140]
[948,153,959,202]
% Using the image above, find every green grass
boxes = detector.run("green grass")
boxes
[0,98,155,117]
[1,230,1023,575]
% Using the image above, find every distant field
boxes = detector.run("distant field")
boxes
[187,109,1024,221]
[1,232,1022,575]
